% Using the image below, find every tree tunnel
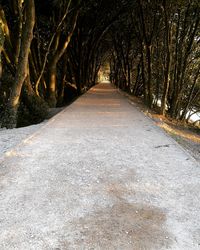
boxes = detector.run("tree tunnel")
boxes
[0,0,200,128]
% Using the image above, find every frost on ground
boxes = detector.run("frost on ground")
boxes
[0,123,43,159]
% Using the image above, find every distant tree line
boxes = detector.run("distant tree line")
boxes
[0,0,199,128]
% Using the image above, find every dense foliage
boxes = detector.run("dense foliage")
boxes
[0,0,199,128]
[110,0,200,122]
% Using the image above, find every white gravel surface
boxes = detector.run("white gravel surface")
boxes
[0,123,44,160]
[0,82,200,250]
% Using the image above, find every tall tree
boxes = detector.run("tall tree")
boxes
[1,0,35,128]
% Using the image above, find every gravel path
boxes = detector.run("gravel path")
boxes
[0,83,199,250]
[0,124,44,160]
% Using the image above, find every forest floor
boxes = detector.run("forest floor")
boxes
[0,82,199,249]
[120,91,200,163]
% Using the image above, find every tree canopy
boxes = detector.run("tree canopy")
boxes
[0,0,200,128]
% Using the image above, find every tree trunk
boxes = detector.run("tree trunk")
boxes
[57,55,68,106]
[181,65,200,120]
[46,10,79,106]
[0,22,4,78]
[141,48,148,103]
[17,75,48,127]
[1,0,35,128]
[160,1,172,116]
[47,58,58,107]
[146,44,153,107]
